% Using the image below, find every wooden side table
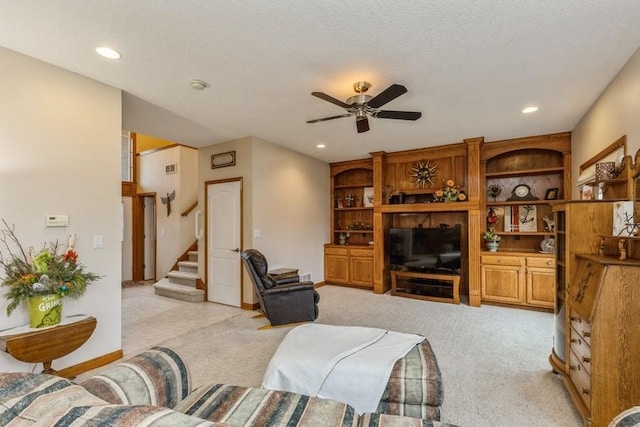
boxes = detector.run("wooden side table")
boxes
[0,314,97,375]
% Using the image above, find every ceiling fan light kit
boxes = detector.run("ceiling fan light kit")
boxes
[307,81,422,133]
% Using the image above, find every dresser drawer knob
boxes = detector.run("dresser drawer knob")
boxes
[582,387,590,396]
[583,331,591,338]
[547,260,552,266]
[582,357,591,364]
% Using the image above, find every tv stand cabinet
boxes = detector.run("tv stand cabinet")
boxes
[391,270,460,304]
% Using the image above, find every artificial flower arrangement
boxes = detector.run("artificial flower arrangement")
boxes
[433,179,467,202]
[482,229,502,242]
[0,220,101,317]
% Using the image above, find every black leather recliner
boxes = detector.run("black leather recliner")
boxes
[241,249,319,326]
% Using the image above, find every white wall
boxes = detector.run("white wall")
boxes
[252,138,330,284]
[0,47,122,371]
[138,145,198,277]
[179,147,198,254]
[121,197,133,281]
[198,137,330,305]
[571,47,640,198]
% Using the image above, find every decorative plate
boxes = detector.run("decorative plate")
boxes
[410,160,438,187]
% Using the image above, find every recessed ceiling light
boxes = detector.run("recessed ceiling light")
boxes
[189,80,208,90]
[96,46,122,59]
[316,144,326,149]
[522,106,539,114]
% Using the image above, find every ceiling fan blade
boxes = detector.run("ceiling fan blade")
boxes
[311,92,351,109]
[367,84,408,108]
[356,117,370,133]
[306,113,353,123]
[375,110,422,121]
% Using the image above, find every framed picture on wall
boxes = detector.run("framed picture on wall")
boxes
[504,205,537,232]
[545,188,559,200]
[363,187,374,207]
[211,151,236,169]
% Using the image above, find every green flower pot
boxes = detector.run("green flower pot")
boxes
[28,294,63,328]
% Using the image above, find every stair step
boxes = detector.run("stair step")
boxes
[188,251,198,262]
[167,270,199,287]
[178,261,198,274]
[153,278,204,302]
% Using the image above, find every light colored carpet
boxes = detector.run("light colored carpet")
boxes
[84,284,583,426]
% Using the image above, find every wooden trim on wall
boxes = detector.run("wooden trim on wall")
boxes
[56,349,123,379]
[579,135,626,173]
[137,143,198,157]
[121,181,135,197]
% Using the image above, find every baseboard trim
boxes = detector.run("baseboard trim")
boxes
[56,350,123,379]
[242,302,260,310]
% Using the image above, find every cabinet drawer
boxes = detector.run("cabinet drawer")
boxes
[526,257,555,268]
[481,255,523,267]
[569,310,592,346]
[325,247,348,256]
[569,349,591,411]
[349,248,373,258]
[570,327,592,375]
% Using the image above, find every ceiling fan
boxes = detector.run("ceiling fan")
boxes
[306,81,422,133]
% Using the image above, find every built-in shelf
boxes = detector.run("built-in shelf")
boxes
[333,207,373,211]
[334,183,373,189]
[485,167,564,178]
[486,199,566,206]
[334,229,373,233]
[380,201,480,213]
[496,231,554,237]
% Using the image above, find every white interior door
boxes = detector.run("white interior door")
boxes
[207,180,241,306]
[143,196,156,281]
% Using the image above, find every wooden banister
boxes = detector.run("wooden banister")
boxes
[181,201,198,217]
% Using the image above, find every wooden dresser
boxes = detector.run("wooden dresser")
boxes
[564,254,640,426]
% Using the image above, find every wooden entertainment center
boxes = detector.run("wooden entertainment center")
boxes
[324,132,571,308]
[390,270,460,304]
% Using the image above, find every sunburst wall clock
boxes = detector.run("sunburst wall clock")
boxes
[410,160,438,187]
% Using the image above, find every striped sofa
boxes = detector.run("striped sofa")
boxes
[0,345,455,426]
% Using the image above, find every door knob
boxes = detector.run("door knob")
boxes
[231,248,240,253]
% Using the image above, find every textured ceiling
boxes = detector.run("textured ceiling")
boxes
[1,1,639,162]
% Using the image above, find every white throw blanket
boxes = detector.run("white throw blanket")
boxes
[261,324,424,414]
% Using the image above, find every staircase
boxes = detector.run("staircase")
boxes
[153,248,205,302]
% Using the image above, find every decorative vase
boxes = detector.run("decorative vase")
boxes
[28,294,63,328]
[485,241,499,252]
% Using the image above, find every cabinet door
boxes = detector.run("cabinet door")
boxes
[527,267,555,308]
[350,256,374,287]
[481,264,524,304]
[325,254,349,284]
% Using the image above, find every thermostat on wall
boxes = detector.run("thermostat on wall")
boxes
[45,214,69,227]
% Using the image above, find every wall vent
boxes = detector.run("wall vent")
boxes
[300,273,312,282]
[164,163,177,174]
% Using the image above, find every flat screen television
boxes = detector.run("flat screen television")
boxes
[388,227,461,273]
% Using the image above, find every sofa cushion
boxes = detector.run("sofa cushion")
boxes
[0,372,106,425]
[610,406,640,427]
[30,405,229,427]
[376,340,443,418]
[81,346,190,408]
[174,383,359,427]
[358,413,458,427]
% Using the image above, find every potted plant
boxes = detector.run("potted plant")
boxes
[0,220,101,328]
[482,229,501,252]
